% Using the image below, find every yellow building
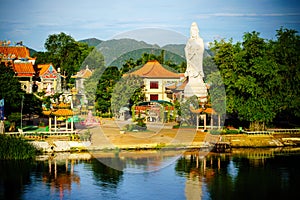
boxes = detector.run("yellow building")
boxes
[124,60,183,102]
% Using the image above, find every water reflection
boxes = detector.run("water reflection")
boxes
[92,150,185,173]
[1,148,300,200]
[0,160,33,200]
[175,148,300,200]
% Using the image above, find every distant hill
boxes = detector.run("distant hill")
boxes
[162,44,185,58]
[79,38,102,47]
[97,38,160,66]
[27,46,37,57]
[78,37,212,68]
[110,48,186,69]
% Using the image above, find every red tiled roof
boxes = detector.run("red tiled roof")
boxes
[0,46,30,58]
[124,60,182,78]
[13,62,35,77]
[38,63,57,76]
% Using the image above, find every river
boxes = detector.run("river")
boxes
[1,148,300,200]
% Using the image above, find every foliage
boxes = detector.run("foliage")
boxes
[95,66,120,113]
[81,48,106,105]
[0,135,37,160]
[206,71,226,115]
[210,28,300,130]
[0,62,25,117]
[116,49,185,72]
[42,32,93,86]
[178,96,200,126]
[123,115,147,131]
[271,28,300,117]
[111,75,145,115]
[80,47,105,70]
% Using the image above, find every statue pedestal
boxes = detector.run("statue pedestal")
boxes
[184,76,208,102]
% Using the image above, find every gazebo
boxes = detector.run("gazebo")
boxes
[191,106,221,130]
[42,103,75,133]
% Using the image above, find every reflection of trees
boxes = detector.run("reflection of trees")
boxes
[0,160,33,200]
[176,151,300,200]
[90,158,123,187]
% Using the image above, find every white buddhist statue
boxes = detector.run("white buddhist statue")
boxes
[185,22,205,78]
[184,22,208,101]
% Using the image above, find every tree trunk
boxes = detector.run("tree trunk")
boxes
[249,121,266,131]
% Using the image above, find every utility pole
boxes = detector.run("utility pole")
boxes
[21,96,24,130]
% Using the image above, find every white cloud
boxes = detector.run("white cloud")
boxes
[197,12,300,18]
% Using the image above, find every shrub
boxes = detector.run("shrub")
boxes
[0,135,37,160]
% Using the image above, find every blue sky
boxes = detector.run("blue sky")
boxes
[1,0,299,50]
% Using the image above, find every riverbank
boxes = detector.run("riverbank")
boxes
[25,119,300,152]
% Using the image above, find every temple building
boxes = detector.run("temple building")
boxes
[0,43,36,93]
[123,60,183,102]
[71,65,92,106]
[37,63,63,95]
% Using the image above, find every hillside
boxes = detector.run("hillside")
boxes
[79,38,102,47]
[162,44,185,58]
[97,38,160,66]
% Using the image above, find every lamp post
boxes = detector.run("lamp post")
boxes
[21,95,24,130]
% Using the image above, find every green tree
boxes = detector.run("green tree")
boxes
[111,75,145,115]
[44,32,92,86]
[95,66,121,113]
[211,32,282,130]
[81,47,105,70]
[272,28,300,118]
[0,62,24,117]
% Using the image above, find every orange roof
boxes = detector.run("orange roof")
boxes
[42,110,52,116]
[52,102,71,109]
[13,62,35,77]
[52,109,74,116]
[72,65,92,79]
[0,46,30,58]
[191,107,216,114]
[124,60,181,78]
[38,63,58,78]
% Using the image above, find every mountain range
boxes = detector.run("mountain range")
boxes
[29,37,211,68]
[79,37,212,68]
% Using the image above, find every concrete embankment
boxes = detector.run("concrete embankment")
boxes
[29,141,92,152]
[28,118,300,152]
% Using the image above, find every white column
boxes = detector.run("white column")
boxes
[54,116,57,132]
[71,117,74,132]
[66,117,68,132]
[204,114,206,130]
[49,117,52,133]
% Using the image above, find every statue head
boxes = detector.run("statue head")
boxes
[190,22,199,39]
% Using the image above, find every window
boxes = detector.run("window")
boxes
[150,94,159,101]
[150,81,159,89]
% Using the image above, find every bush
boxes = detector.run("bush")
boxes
[210,130,222,135]
[0,135,37,160]
[100,113,113,118]
[225,129,240,134]
[123,124,147,131]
